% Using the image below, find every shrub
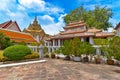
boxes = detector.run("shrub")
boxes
[0,32,14,50]
[24,52,39,59]
[3,45,31,61]
[94,38,109,45]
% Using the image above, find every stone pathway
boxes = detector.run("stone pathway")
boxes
[0,58,120,80]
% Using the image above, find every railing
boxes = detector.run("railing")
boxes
[28,45,44,59]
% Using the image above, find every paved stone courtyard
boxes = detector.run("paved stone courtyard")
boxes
[0,58,120,80]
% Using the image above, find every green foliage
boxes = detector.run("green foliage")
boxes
[110,36,120,60]
[70,38,81,56]
[0,32,14,50]
[54,48,61,54]
[94,38,109,45]
[18,41,27,46]
[64,5,112,30]
[60,40,71,56]
[80,42,95,55]
[60,37,94,56]
[44,46,48,54]
[101,36,120,60]
[31,42,39,46]
[24,52,39,59]
[3,45,31,61]
[64,6,85,24]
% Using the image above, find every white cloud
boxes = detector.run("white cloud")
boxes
[18,0,64,14]
[38,15,54,25]
[18,0,45,11]
[0,0,65,33]
[41,14,66,35]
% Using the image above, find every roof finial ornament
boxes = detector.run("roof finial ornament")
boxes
[33,16,38,24]
[35,16,37,21]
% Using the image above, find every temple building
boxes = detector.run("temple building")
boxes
[0,21,37,44]
[114,22,120,36]
[23,17,50,42]
[46,21,114,53]
[0,20,21,32]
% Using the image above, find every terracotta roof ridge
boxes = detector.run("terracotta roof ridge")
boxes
[0,20,12,28]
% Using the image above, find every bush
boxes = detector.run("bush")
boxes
[24,52,39,59]
[94,38,109,45]
[3,45,31,61]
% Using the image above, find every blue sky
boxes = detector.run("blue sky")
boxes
[0,0,120,35]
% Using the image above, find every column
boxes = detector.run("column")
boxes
[48,41,50,53]
[58,39,60,47]
[81,37,84,42]
[52,39,55,52]
[53,39,55,46]
[89,37,94,45]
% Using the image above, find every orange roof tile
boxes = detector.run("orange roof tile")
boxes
[60,30,86,35]
[95,32,114,38]
[64,21,86,29]
[52,32,94,39]
[0,29,37,43]
[87,28,102,33]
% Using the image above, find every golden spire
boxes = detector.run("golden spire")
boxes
[33,16,38,25]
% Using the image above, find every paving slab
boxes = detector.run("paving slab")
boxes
[0,58,120,80]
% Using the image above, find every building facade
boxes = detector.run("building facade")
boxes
[0,20,37,44]
[46,21,114,53]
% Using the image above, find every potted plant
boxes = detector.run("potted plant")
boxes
[114,53,120,66]
[54,48,61,59]
[112,37,120,65]
[82,42,94,62]
[61,40,71,60]
[101,45,114,65]
[51,52,56,59]
[70,38,82,62]
[94,55,101,64]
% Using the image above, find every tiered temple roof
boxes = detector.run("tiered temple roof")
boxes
[50,21,114,39]
[0,29,37,43]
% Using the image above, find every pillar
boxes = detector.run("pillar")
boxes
[89,37,94,45]
[52,39,55,52]
[81,38,84,42]
[58,39,60,47]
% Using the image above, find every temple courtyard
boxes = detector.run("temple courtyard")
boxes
[0,58,120,80]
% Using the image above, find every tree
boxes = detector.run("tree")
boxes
[64,5,112,30]
[64,6,86,24]
[0,32,14,50]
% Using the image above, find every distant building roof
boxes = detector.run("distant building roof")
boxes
[0,29,37,43]
[0,20,21,32]
[114,22,120,30]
